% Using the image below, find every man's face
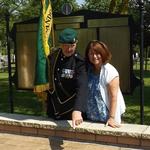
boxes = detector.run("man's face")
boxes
[61,43,77,57]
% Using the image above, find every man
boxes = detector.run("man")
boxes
[47,28,88,128]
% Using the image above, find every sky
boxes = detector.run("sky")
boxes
[76,0,84,5]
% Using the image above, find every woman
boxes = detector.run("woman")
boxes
[85,40,126,128]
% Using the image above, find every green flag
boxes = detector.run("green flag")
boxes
[34,0,53,101]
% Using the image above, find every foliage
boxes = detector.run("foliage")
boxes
[16,0,41,21]
[129,0,150,53]
[82,0,128,14]
[0,0,41,55]
[0,0,41,24]
[118,0,129,14]
[83,0,111,12]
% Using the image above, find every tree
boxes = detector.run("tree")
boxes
[0,1,24,53]
[0,0,41,54]
[83,0,110,12]
[17,0,41,21]
[129,0,150,48]
[82,0,129,13]
[109,0,129,14]
[109,0,119,13]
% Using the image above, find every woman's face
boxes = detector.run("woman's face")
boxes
[88,48,102,67]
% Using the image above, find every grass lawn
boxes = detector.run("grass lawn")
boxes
[122,69,150,125]
[0,71,45,116]
[0,62,150,125]
[122,61,150,125]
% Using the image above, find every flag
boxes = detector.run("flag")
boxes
[34,0,53,101]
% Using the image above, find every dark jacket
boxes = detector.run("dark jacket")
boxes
[47,48,88,119]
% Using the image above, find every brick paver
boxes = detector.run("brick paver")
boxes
[0,133,144,150]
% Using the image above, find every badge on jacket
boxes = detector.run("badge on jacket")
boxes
[61,69,74,78]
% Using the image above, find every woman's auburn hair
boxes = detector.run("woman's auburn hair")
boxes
[85,40,112,66]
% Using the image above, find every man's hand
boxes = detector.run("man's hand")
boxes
[72,111,83,129]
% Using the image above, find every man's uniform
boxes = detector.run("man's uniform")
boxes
[47,48,88,119]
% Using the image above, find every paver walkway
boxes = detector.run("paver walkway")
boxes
[0,133,144,150]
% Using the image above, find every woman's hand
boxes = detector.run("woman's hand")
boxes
[106,117,121,128]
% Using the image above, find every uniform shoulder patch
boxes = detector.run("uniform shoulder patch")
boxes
[48,48,60,59]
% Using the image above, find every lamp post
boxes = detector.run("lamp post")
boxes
[5,10,14,113]
[138,0,144,124]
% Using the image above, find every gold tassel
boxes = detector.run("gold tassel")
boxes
[33,83,49,101]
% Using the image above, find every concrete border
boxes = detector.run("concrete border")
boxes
[0,113,149,149]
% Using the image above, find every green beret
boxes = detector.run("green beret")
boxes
[59,28,77,44]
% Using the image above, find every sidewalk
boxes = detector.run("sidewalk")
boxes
[0,133,143,150]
